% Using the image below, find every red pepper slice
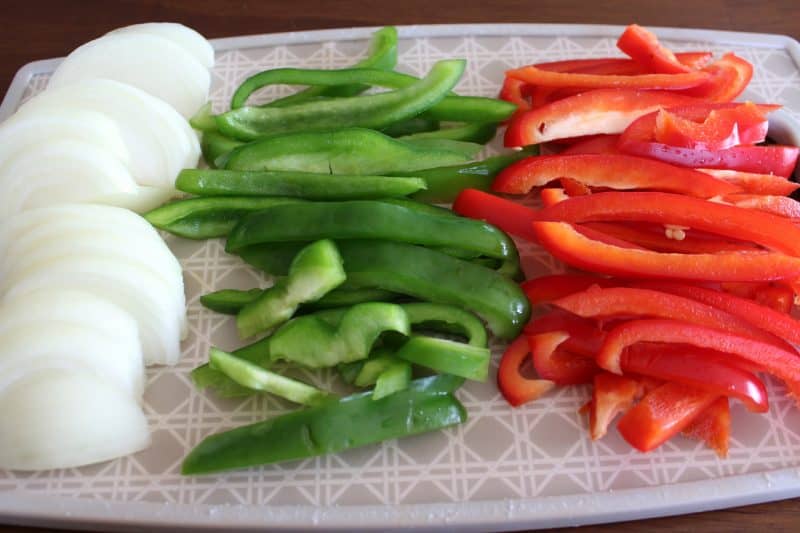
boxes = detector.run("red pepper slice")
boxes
[497,335,555,407]
[619,109,799,177]
[628,280,800,346]
[452,188,539,242]
[560,135,622,155]
[533,53,712,74]
[720,194,800,220]
[698,169,799,196]
[523,310,606,358]
[616,24,692,74]
[622,344,769,413]
[528,331,599,385]
[532,191,800,256]
[491,153,740,197]
[521,274,614,304]
[654,103,771,150]
[617,381,718,452]
[553,285,786,348]
[540,187,569,207]
[506,65,710,90]
[682,397,730,458]
[531,221,800,282]
[681,53,753,102]
[597,319,800,388]
[505,88,701,146]
[587,372,642,440]
[753,284,795,314]
[581,221,761,254]
[499,77,530,111]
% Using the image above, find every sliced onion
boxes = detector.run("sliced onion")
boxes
[0,368,149,470]
[48,33,210,118]
[108,22,215,70]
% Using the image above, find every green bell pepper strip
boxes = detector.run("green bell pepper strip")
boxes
[225,200,516,266]
[144,196,303,239]
[421,95,516,123]
[397,138,483,159]
[236,26,398,109]
[181,373,465,475]
[190,102,217,131]
[201,130,245,168]
[353,349,398,387]
[217,60,466,141]
[400,302,487,347]
[224,127,473,175]
[175,168,427,200]
[400,122,498,144]
[201,287,401,315]
[402,148,539,203]
[236,239,346,338]
[239,240,530,340]
[382,116,440,137]
[372,359,412,400]
[394,336,489,381]
[208,348,333,406]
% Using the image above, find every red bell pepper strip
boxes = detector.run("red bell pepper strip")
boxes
[491,153,740,197]
[682,397,730,458]
[622,344,769,413]
[523,310,606,358]
[619,110,799,177]
[532,191,800,256]
[616,24,692,74]
[581,221,761,254]
[497,335,555,407]
[654,103,772,150]
[499,77,530,111]
[681,53,753,102]
[628,280,800,346]
[531,221,800,282]
[528,331,599,385]
[532,53,711,74]
[560,135,622,155]
[505,65,710,90]
[719,194,800,220]
[552,285,787,349]
[597,319,800,389]
[617,381,718,452]
[587,372,642,440]
[452,188,539,242]
[559,177,592,196]
[521,274,614,305]
[505,88,702,146]
[753,284,795,314]
[698,169,799,196]
[540,187,569,207]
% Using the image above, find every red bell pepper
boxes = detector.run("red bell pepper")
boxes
[506,65,710,90]
[581,221,760,254]
[531,221,800,282]
[532,191,800,256]
[540,187,569,207]
[698,169,799,196]
[524,310,606,358]
[491,153,740,197]
[597,319,800,388]
[505,88,701,146]
[532,53,712,74]
[654,103,772,150]
[753,284,795,314]
[499,76,530,111]
[617,381,718,452]
[681,53,753,102]
[720,194,800,220]
[587,372,642,440]
[559,177,592,196]
[622,344,769,412]
[560,135,622,155]
[552,285,786,348]
[497,335,555,407]
[528,331,599,385]
[628,280,800,346]
[452,188,539,242]
[616,24,692,74]
[521,274,614,304]
[682,397,730,458]
[619,109,799,177]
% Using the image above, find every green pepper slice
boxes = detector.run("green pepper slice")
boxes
[201,287,401,315]
[400,122,498,144]
[181,373,465,475]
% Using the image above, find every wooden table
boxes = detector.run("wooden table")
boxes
[1,0,799,531]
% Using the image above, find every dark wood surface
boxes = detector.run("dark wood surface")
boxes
[2,0,800,531]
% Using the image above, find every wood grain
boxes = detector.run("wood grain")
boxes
[1,1,799,531]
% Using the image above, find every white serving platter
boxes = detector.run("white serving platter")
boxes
[1,23,800,532]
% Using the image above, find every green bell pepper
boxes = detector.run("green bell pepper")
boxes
[201,287,401,315]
